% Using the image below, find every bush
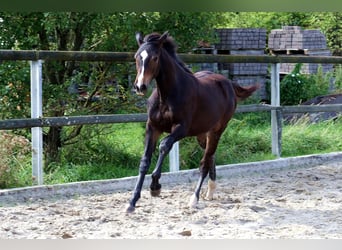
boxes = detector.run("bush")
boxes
[280,64,311,105]
[280,63,331,105]
[331,65,342,93]
[0,131,32,188]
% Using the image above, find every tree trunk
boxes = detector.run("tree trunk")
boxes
[44,126,62,171]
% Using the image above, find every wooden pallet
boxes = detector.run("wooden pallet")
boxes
[270,48,308,55]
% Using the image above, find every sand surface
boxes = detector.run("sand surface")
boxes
[0,162,341,239]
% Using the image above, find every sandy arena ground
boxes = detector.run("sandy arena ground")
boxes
[0,161,341,239]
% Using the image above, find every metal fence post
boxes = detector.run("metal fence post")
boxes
[271,63,281,157]
[169,141,180,172]
[30,60,43,185]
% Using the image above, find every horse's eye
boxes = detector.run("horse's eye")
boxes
[152,56,158,62]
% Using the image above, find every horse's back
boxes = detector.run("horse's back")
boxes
[194,71,236,102]
[187,71,237,135]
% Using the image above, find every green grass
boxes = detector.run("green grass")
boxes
[47,113,342,186]
[1,114,342,188]
[282,117,342,156]
[45,122,147,184]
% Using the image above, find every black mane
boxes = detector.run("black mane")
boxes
[144,33,193,74]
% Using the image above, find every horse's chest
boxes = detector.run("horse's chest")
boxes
[148,104,174,132]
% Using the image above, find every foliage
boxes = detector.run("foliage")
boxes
[0,131,31,188]
[0,12,226,168]
[333,65,342,92]
[308,12,342,56]
[154,12,226,51]
[280,64,312,105]
[1,113,342,188]
[0,61,31,120]
[279,64,331,105]
[219,12,312,33]
[1,11,342,176]
[219,12,342,54]
[282,116,342,156]
[43,114,342,185]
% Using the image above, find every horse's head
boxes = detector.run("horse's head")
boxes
[133,31,169,95]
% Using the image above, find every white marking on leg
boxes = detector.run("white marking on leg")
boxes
[205,179,216,200]
[189,194,198,208]
[136,49,148,89]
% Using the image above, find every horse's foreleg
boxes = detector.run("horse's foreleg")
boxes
[150,124,186,197]
[126,124,160,213]
[150,135,175,196]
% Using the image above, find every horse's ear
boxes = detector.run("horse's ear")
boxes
[159,31,169,44]
[135,32,144,46]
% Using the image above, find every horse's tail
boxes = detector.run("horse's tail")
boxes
[232,81,260,102]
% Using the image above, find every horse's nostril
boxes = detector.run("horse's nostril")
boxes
[135,83,147,94]
[140,84,147,91]
[137,84,146,91]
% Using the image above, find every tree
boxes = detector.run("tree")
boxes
[0,12,225,169]
[309,12,342,56]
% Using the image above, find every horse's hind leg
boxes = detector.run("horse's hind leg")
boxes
[196,133,206,149]
[197,134,216,200]
[196,133,216,200]
[189,131,221,208]
[205,161,216,200]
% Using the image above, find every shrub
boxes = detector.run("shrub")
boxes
[280,63,331,105]
[0,131,32,188]
[280,64,312,105]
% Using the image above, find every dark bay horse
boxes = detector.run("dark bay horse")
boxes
[126,31,259,213]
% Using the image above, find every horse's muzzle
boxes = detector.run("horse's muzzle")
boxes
[135,83,147,96]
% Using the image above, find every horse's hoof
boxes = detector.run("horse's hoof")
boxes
[189,194,198,208]
[125,204,135,213]
[150,183,161,197]
[150,188,161,197]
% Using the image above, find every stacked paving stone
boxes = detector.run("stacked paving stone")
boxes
[215,28,267,50]
[268,26,333,73]
[214,28,268,99]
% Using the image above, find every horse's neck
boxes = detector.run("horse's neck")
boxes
[155,53,182,102]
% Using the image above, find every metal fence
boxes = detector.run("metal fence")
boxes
[1,50,342,185]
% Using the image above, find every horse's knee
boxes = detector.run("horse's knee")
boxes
[139,157,151,173]
[159,137,174,154]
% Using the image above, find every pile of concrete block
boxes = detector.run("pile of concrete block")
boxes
[215,28,267,50]
[192,26,333,100]
[268,26,333,74]
[214,28,268,98]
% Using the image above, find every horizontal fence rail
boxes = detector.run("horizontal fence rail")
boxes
[1,49,342,185]
[1,104,342,130]
[1,49,342,64]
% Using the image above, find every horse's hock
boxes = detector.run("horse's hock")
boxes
[194,26,334,101]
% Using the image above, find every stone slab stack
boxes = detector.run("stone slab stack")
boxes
[268,26,333,74]
[214,28,268,99]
